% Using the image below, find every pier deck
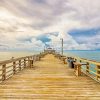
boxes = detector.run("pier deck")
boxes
[0,54,100,100]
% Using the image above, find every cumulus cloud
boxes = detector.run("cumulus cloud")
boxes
[0,0,100,51]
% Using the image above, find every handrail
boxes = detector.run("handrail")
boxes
[0,52,99,83]
[74,56,100,66]
[54,53,100,83]
[73,57,100,83]
[0,52,46,83]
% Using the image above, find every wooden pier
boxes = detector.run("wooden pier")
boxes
[0,54,100,99]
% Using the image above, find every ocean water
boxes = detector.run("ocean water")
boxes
[0,51,100,62]
[0,50,99,76]
[0,51,39,62]
[64,50,100,75]
[64,50,100,62]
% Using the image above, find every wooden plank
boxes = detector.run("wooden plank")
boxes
[0,54,100,100]
[6,65,13,69]
[6,69,13,73]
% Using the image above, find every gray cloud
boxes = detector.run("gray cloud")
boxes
[0,0,100,50]
[0,0,73,29]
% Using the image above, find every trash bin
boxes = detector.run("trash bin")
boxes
[67,57,75,68]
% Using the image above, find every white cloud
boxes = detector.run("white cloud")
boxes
[0,0,100,51]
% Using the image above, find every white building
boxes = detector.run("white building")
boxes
[44,48,55,54]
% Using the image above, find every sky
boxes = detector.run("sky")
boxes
[0,0,100,51]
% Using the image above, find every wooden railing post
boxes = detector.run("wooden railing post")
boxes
[77,64,81,76]
[13,61,16,74]
[74,63,82,76]
[86,62,89,74]
[24,59,26,68]
[2,64,6,81]
[28,57,30,67]
[63,57,67,64]
[96,65,100,80]
[30,60,33,68]
[0,53,43,83]
[19,60,21,71]
[28,57,33,68]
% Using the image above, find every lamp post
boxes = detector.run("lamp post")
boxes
[61,38,63,55]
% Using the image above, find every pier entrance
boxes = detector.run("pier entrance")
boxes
[0,54,100,99]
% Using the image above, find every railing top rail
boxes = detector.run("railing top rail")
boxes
[55,52,100,65]
[0,52,46,66]
[74,56,100,66]
[0,55,35,66]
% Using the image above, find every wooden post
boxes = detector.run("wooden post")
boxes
[13,62,16,74]
[63,57,67,64]
[28,58,33,68]
[86,62,89,74]
[77,64,82,76]
[74,63,82,76]
[28,57,33,68]
[30,60,33,68]
[2,64,6,81]
[28,57,30,67]
[24,59,26,68]
[96,65,100,80]
[19,60,21,71]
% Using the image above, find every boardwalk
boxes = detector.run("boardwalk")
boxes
[0,54,100,100]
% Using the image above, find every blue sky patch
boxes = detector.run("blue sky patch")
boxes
[68,28,100,44]
[36,32,58,43]
[68,28,100,37]
[37,34,51,43]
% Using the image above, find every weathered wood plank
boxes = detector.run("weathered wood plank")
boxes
[0,54,100,100]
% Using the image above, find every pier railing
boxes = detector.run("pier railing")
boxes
[0,52,100,83]
[0,52,46,83]
[54,53,100,83]
[73,57,100,83]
